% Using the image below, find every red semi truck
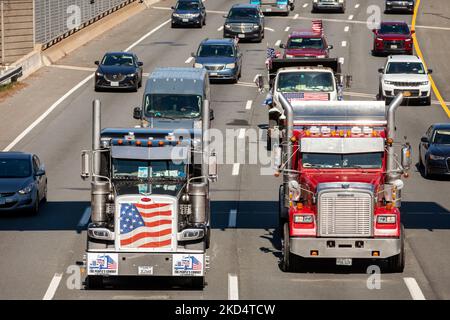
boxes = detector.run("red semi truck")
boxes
[275,94,412,272]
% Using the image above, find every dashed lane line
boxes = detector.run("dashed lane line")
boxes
[341,41,347,47]
[232,163,240,176]
[43,274,63,300]
[275,40,281,47]
[404,278,426,300]
[245,100,253,110]
[185,56,193,64]
[284,26,290,32]
[218,25,224,31]
[228,274,239,300]
[344,26,349,32]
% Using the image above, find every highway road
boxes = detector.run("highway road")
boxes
[0,0,449,300]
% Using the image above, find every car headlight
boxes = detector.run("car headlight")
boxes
[429,154,445,160]
[96,72,103,77]
[18,183,34,195]
[126,73,136,77]
[405,38,412,42]
[225,63,236,69]
[253,24,260,29]
[173,13,180,18]
[224,24,231,29]
[377,215,396,224]
[194,63,203,68]
[191,13,200,17]
[285,54,294,58]
[419,81,429,85]
[293,214,314,224]
[384,80,394,85]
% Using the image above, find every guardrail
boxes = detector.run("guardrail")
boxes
[0,66,22,86]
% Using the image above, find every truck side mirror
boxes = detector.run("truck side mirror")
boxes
[208,153,218,181]
[94,61,100,65]
[81,151,91,180]
[401,144,412,170]
[420,136,429,143]
[378,68,384,74]
[137,61,143,67]
[427,69,433,74]
[327,45,334,50]
[209,109,215,121]
[344,75,352,88]
[133,107,142,120]
[254,74,265,92]
[411,30,415,34]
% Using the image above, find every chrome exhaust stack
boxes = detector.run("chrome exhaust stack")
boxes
[386,93,404,183]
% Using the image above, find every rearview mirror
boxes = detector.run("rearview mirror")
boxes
[36,167,46,176]
[223,14,228,18]
[420,136,429,143]
[372,29,377,33]
[427,69,433,74]
[133,107,142,120]
[279,43,285,49]
[378,68,384,74]
[81,151,91,180]
[208,153,218,182]
[209,109,215,121]
[137,61,143,67]
[94,61,99,65]
[401,143,412,170]
[254,74,264,92]
[191,52,196,58]
[171,6,175,10]
[411,30,415,34]
[327,45,333,50]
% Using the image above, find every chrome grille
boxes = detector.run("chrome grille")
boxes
[205,65,224,71]
[318,191,373,237]
[390,81,422,87]
[230,23,254,33]
[105,74,125,82]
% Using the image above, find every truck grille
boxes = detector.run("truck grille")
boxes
[390,81,422,87]
[105,74,126,82]
[383,40,404,49]
[394,89,420,97]
[318,191,373,237]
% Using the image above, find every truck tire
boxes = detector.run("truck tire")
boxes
[85,276,104,289]
[281,222,299,272]
[387,224,405,273]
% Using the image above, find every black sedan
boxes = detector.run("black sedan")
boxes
[385,0,414,14]
[419,123,450,178]
[223,4,265,43]
[0,152,47,214]
[95,52,143,92]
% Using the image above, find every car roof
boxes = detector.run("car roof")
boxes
[431,123,450,130]
[200,38,235,45]
[0,152,32,160]
[231,3,259,9]
[387,55,422,63]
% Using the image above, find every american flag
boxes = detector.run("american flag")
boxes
[284,92,330,102]
[312,20,323,34]
[119,199,172,249]
[266,47,277,69]
[175,256,202,271]
[93,255,117,270]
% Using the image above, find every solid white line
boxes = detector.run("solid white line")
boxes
[228,209,237,228]
[218,25,224,31]
[43,273,63,300]
[232,163,240,176]
[238,128,246,139]
[348,15,354,20]
[77,207,91,228]
[341,41,347,47]
[344,26,350,32]
[284,26,290,32]
[404,278,426,300]
[245,100,252,110]
[302,3,308,8]
[4,18,172,152]
[355,4,360,9]
[275,40,281,47]
[338,57,344,65]
[293,14,299,19]
[185,56,193,64]
[228,273,239,300]
[264,27,275,32]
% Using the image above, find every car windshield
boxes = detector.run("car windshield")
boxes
[101,54,134,66]
[176,1,199,10]
[0,159,31,178]
[277,72,334,92]
[380,24,410,34]
[432,130,450,144]
[144,94,202,118]
[386,62,425,74]
[197,44,234,57]
[228,8,258,19]
[287,37,324,49]
[113,159,186,180]
[302,152,383,169]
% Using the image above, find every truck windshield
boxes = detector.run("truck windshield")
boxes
[302,152,383,169]
[277,72,334,92]
[144,94,201,118]
[112,159,186,180]
[386,62,425,74]
[287,37,324,49]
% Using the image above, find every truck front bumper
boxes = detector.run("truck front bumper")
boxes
[86,251,206,277]
[290,237,401,259]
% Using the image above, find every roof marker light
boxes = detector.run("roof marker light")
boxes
[321,126,331,135]
[310,126,320,135]
[351,126,362,135]
[363,126,373,135]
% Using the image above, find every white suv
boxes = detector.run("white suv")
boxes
[378,55,432,105]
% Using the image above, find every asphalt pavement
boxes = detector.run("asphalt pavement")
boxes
[0,0,449,300]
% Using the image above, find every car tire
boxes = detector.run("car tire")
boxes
[203,17,206,26]
[42,181,48,203]
[386,225,405,273]
[423,161,432,179]
[30,191,39,215]
[171,22,176,28]
[281,222,300,272]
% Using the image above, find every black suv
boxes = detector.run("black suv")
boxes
[385,0,414,14]
[171,0,206,28]
[223,4,264,43]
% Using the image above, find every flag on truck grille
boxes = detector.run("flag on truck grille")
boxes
[266,47,277,69]
[284,92,330,101]
[119,201,172,249]
[312,20,323,34]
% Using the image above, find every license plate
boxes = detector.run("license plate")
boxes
[238,34,245,38]
[403,91,411,97]
[0,198,5,205]
[110,81,119,87]
[210,72,218,76]
[336,258,352,266]
[138,266,153,275]
[391,45,398,49]
[182,18,188,22]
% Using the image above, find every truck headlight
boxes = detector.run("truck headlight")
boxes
[194,63,203,68]
[419,81,429,85]
[225,63,235,69]
[18,183,34,195]
[316,55,326,58]
[177,228,205,241]
[429,154,445,160]
[384,80,394,85]
[377,215,396,224]
[293,214,314,224]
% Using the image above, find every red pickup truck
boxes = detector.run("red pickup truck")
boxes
[280,30,333,59]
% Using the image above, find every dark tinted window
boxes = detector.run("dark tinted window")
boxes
[0,159,32,178]
[302,153,383,169]
[386,62,425,74]
[228,8,258,19]
[287,37,324,49]
[380,24,410,34]
[101,54,135,66]
[198,44,234,57]
[432,130,450,144]
[176,1,199,10]
[144,94,202,118]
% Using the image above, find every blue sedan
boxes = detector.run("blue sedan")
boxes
[0,152,47,214]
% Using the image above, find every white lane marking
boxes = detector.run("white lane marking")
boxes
[185,56,193,64]
[341,41,347,47]
[338,57,344,65]
[218,25,224,31]
[43,273,63,300]
[143,73,150,77]
[302,3,308,8]
[404,278,426,300]
[4,19,171,152]
[232,163,240,176]
[275,40,281,47]
[355,4,360,9]
[47,65,96,72]
[228,209,237,228]
[77,207,91,228]
[245,100,253,110]
[238,128,246,139]
[344,26,350,32]
[293,13,299,19]
[228,273,239,300]
[284,26,290,32]
[264,27,275,32]
[234,82,255,88]
[348,15,354,20]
